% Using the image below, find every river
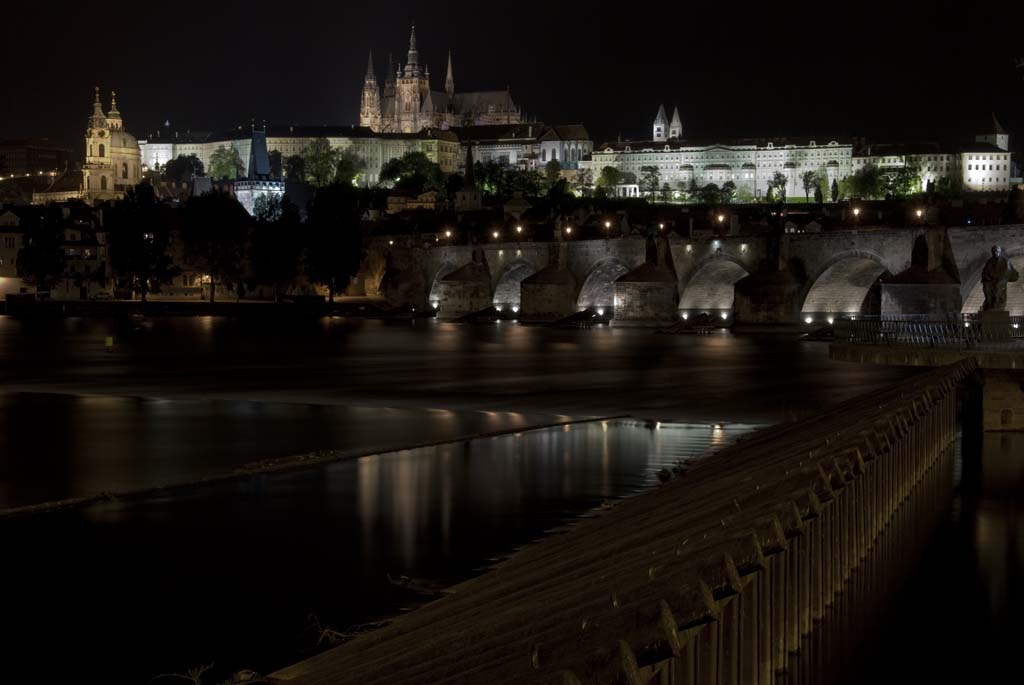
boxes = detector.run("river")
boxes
[0,315,971,683]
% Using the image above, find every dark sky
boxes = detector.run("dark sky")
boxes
[3,0,1023,154]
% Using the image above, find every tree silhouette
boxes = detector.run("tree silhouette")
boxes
[183,190,250,302]
[107,184,177,302]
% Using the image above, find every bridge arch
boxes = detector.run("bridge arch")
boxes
[492,260,537,310]
[800,250,889,316]
[577,258,630,310]
[427,262,460,306]
[679,254,750,312]
[960,246,1024,315]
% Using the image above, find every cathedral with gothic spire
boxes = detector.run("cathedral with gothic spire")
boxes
[360,25,521,133]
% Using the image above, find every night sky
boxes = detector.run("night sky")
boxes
[3,0,1023,154]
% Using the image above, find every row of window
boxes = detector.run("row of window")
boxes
[967,164,1008,171]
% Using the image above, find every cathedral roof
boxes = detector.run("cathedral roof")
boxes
[451,123,542,142]
[451,90,516,114]
[540,124,590,141]
[423,90,451,112]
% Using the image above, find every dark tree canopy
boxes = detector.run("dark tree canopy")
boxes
[16,205,65,290]
[162,154,204,184]
[268,150,283,180]
[183,190,250,302]
[209,146,245,180]
[302,138,342,188]
[107,183,177,301]
[303,183,365,303]
[380,151,444,195]
[250,196,302,301]
[284,155,306,182]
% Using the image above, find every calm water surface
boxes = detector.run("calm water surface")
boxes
[1,419,754,683]
[0,315,930,683]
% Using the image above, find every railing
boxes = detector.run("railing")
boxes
[272,360,976,685]
[834,314,1024,347]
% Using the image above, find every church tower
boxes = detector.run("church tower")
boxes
[396,24,424,133]
[360,51,382,131]
[668,106,682,139]
[81,87,140,203]
[83,86,112,198]
[653,104,668,141]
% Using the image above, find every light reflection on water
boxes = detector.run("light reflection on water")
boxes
[1,418,756,684]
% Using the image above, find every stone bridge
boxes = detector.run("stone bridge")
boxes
[362,225,1024,324]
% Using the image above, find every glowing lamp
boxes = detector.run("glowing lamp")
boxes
[492,231,499,239]
[804,316,813,324]
[495,305,503,312]
[596,308,605,316]
[853,207,861,216]
[717,214,725,223]
[516,225,522,233]
[388,240,394,245]
[604,221,611,229]
[512,306,519,313]
[720,312,728,320]
[681,313,689,320]
[827,317,834,325]
[915,209,923,218]
[565,226,572,234]
[445,230,452,238]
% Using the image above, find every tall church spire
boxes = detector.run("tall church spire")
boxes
[365,50,377,82]
[405,23,419,72]
[668,106,682,139]
[107,90,122,129]
[88,86,106,129]
[445,51,455,96]
[653,104,668,141]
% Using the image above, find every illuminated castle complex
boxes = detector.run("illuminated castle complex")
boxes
[360,25,521,133]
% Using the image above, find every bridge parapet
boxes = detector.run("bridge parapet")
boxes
[272,361,975,684]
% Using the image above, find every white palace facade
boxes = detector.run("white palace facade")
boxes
[582,106,1012,198]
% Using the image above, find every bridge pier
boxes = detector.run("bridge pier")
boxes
[980,369,1024,430]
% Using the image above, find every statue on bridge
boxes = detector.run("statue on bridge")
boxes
[981,245,1019,311]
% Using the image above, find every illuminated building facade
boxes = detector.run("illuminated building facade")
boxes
[360,25,521,134]
[584,107,1013,199]
[34,88,143,205]
[852,115,1012,193]
[140,126,460,186]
